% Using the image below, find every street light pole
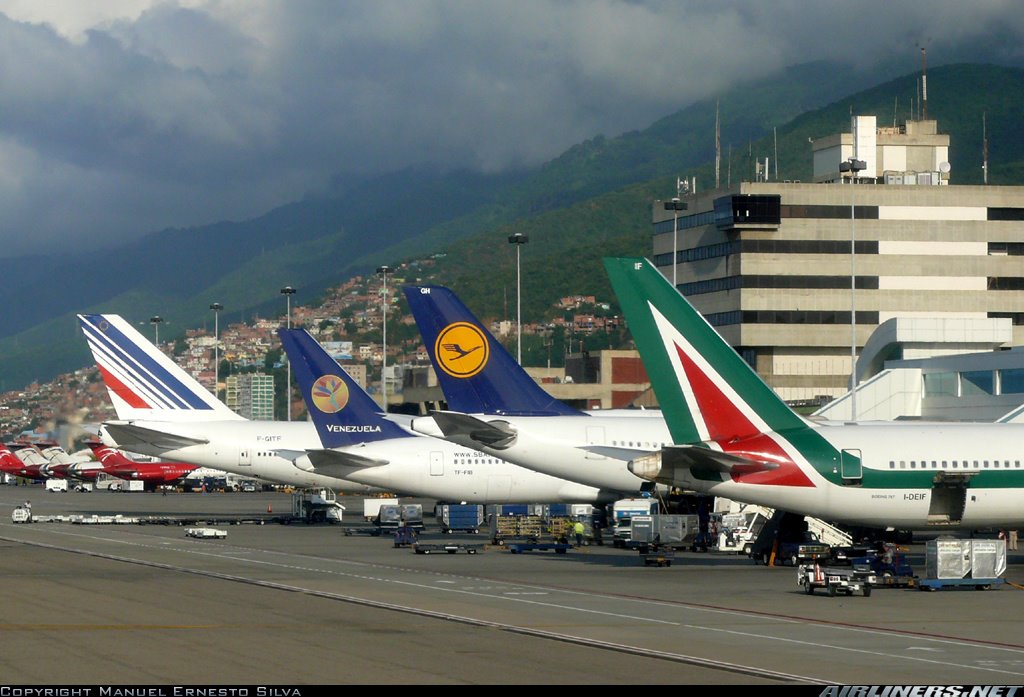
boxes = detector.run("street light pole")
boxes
[210,303,223,398]
[508,233,529,363]
[839,157,866,420]
[280,286,296,421]
[150,316,163,345]
[376,266,390,410]
[663,188,688,291]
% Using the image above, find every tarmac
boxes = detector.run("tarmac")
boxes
[1,485,1023,685]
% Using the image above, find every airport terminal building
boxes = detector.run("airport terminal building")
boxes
[653,116,1024,403]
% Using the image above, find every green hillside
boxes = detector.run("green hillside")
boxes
[3,62,1024,389]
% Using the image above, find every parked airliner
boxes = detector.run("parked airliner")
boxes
[277,327,613,504]
[79,313,610,503]
[605,257,1024,530]
[403,285,669,494]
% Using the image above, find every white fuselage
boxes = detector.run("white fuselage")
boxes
[101,420,610,504]
[652,422,1024,530]
[412,413,672,493]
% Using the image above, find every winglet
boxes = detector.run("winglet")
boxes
[78,314,243,422]
[403,285,580,416]
[278,328,410,448]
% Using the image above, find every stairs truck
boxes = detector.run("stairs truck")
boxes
[749,510,841,566]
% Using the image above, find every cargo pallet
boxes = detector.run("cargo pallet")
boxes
[506,542,571,554]
[917,578,1004,591]
[413,543,484,555]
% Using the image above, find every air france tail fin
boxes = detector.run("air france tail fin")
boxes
[604,257,810,444]
[277,328,410,448]
[78,314,243,422]
[402,285,580,416]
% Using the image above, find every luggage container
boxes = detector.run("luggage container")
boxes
[437,504,484,533]
[920,538,1006,591]
[401,504,425,531]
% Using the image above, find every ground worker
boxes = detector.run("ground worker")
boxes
[573,519,585,547]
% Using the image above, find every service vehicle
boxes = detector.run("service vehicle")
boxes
[45,478,68,492]
[798,560,876,596]
[611,497,659,546]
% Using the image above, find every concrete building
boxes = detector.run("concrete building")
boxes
[813,316,1024,422]
[653,116,1024,403]
[225,373,275,420]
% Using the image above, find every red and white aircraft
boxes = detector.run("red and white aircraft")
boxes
[0,442,52,480]
[78,440,198,487]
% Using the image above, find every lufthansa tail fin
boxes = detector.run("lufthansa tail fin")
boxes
[277,328,410,448]
[403,285,580,416]
[604,257,810,444]
[78,314,243,422]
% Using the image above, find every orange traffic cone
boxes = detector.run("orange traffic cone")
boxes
[267,505,272,514]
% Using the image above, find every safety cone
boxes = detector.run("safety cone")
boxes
[267,505,272,514]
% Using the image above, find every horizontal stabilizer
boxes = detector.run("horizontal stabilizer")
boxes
[629,444,779,482]
[301,449,390,477]
[102,422,209,451]
[430,410,517,449]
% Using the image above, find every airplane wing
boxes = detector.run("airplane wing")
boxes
[629,444,779,482]
[102,422,209,451]
[578,445,653,461]
[291,449,390,480]
[429,410,517,449]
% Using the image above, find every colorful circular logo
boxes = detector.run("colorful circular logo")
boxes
[311,374,349,413]
[434,322,490,378]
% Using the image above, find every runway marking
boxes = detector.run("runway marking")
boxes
[0,531,820,684]
[6,524,1024,679]
[686,624,1024,679]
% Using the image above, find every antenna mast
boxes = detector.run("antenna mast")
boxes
[983,111,989,185]
[715,99,721,189]
[921,46,928,120]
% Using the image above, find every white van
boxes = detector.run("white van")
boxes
[45,478,68,492]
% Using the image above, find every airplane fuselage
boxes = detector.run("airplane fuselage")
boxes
[636,421,1024,529]
[102,420,612,504]
[413,413,672,493]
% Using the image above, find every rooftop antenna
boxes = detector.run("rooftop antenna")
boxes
[728,143,732,187]
[773,127,778,180]
[715,99,721,189]
[983,111,989,185]
[920,46,928,120]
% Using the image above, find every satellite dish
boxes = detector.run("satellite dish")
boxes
[939,161,951,173]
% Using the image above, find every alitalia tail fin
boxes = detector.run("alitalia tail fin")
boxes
[78,314,243,422]
[277,328,410,448]
[604,257,810,444]
[402,285,580,416]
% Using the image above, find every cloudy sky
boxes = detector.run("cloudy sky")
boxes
[1,1,1022,258]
